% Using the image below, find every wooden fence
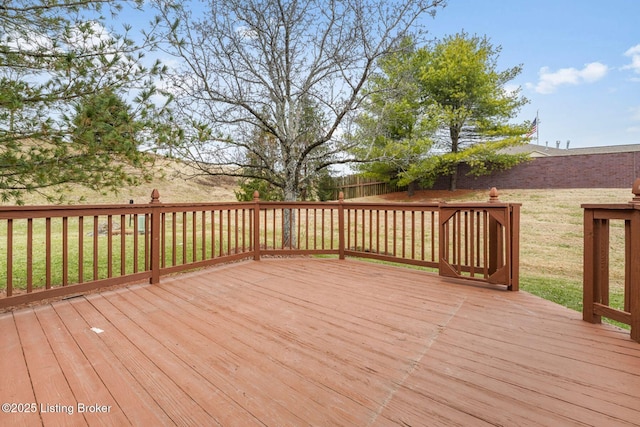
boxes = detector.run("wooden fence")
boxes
[333,175,406,199]
[583,179,640,342]
[0,188,520,310]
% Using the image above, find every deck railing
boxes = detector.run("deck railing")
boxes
[583,179,640,342]
[0,188,520,309]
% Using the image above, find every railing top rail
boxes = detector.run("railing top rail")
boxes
[257,200,342,208]
[581,203,640,210]
[439,202,521,208]
[0,205,156,220]
[0,187,527,218]
[0,201,258,219]
[155,201,256,210]
[342,201,440,209]
[583,178,640,210]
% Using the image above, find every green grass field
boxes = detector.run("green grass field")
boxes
[368,187,633,328]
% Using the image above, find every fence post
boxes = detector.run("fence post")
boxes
[149,189,161,284]
[253,191,261,261]
[338,192,345,260]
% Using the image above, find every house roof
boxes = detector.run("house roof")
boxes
[502,143,640,157]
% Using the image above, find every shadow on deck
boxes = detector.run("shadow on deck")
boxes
[1,258,639,426]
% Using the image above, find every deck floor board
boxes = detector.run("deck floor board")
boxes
[1,258,639,426]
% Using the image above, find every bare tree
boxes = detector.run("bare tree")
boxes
[152,0,446,202]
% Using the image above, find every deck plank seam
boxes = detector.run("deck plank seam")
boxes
[11,311,45,426]
[148,278,396,422]
[367,297,467,426]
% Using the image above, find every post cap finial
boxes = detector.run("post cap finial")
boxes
[631,178,640,204]
[253,190,260,201]
[338,191,344,202]
[150,189,160,204]
[488,187,499,203]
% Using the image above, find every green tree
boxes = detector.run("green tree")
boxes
[351,38,437,195]
[353,33,530,192]
[69,89,153,187]
[0,0,165,203]
[415,32,530,191]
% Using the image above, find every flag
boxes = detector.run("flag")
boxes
[526,118,537,138]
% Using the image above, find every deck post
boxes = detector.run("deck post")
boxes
[509,204,521,291]
[629,179,640,342]
[583,208,598,323]
[253,191,261,261]
[149,189,162,284]
[487,188,499,276]
[630,210,640,342]
[582,181,640,342]
[338,192,345,260]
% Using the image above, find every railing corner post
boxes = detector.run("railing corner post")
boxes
[149,189,162,284]
[631,177,640,205]
[629,179,640,341]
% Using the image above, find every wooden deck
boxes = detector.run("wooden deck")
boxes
[1,258,639,426]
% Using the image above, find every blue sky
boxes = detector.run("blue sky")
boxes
[124,1,640,150]
[422,0,640,148]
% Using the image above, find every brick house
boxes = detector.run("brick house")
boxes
[430,143,640,190]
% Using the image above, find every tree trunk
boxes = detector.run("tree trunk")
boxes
[283,184,298,248]
[407,180,418,197]
[449,125,460,191]
[449,169,457,191]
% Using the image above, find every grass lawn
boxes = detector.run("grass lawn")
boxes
[367,187,634,328]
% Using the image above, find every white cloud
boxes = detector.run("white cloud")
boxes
[626,107,640,133]
[622,44,640,74]
[502,83,520,97]
[630,106,640,122]
[2,20,111,53]
[235,25,258,40]
[533,62,608,94]
[66,21,111,50]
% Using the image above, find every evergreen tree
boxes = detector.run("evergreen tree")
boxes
[353,33,531,192]
[0,0,165,202]
[415,32,530,190]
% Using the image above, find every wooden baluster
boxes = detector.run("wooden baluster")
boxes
[253,191,261,260]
